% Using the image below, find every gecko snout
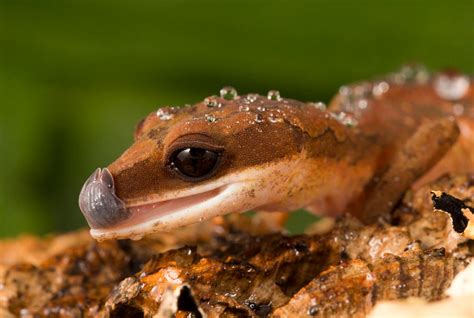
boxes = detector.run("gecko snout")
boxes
[78,168,130,229]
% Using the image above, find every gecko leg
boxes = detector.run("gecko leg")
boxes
[360,118,460,224]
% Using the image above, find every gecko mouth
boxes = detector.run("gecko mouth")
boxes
[89,181,247,241]
[109,186,226,230]
[79,167,241,240]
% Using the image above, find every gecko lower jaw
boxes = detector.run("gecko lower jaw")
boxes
[89,182,247,241]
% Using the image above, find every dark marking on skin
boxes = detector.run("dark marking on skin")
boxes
[147,127,168,140]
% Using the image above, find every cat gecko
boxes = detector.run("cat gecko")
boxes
[79,66,473,240]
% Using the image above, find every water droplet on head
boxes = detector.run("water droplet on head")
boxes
[434,72,470,101]
[156,108,174,121]
[204,96,221,108]
[239,105,250,112]
[372,81,390,96]
[257,106,266,112]
[267,90,282,101]
[205,114,217,123]
[268,113,283,123]
[255,113,264,123]
[220,86,238,100]
[245,93,259,103]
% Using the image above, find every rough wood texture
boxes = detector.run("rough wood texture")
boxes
[1,174,473,317]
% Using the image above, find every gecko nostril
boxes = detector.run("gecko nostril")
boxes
[78,167,130,229]
[100,168,115,189]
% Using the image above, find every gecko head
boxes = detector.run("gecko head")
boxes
[79,90,338,240]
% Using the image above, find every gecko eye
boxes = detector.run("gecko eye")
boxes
[169,147,220,180]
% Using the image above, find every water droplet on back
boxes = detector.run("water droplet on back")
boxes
[220,86,238,100]
[268,113,283,123]
[338,83,371,112]
[339,86,351,96]
[267,90,282,101]
[156,108,173,121]
[309,102,326,111]
[434,72,470,101]
[372,81,390,96]
[255,114,264,123]
[391,64,430,85]
[357,99,368,109]
[331,112,358,127]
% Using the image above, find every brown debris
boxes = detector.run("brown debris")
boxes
[432,190,474,239]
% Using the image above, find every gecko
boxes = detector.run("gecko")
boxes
[79,65,474,240]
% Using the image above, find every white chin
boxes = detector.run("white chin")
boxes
[89,182,252,241]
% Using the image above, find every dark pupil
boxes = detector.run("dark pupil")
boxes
[172,148,218,178]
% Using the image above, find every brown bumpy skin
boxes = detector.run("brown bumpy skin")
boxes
[329,67,474,220]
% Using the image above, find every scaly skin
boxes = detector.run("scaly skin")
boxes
[79,65,474,240]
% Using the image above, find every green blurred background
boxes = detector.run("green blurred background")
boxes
[1,0,473,237]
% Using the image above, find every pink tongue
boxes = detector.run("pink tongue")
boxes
[110,187,222,229]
